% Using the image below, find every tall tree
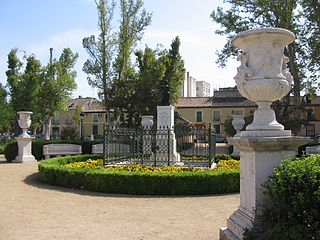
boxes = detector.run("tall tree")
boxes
[83,0,116,108]
[40,48,78,140]
[6,48,23,113]
[300,0,320,84]
[162,36,186,105]
[124,37,185,127]
[0,84,14,133]
[210,0,315,134]
[108,0,152,119]
[6,49,43,135]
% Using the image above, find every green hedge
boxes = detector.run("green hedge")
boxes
[38,155,240,195]
[4,140,103,162]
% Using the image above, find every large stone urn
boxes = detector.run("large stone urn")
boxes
[219,28,309,240]
[13,111,36,163]
[233,28,294,135]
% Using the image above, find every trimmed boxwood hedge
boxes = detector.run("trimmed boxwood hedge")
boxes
[38,155,240,195]
[4,139,103,162]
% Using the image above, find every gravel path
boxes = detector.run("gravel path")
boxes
[0,157,239,240]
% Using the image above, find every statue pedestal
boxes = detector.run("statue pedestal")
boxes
[154,106,181,166]
[13,137,36,163]
[219,133,309,239]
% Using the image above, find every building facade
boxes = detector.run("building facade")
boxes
[51,97,107,139]
[175,87,320,139]
[196,81,211,97]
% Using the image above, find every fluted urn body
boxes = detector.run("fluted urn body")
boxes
[17,111,33,137]
[232,28,294,133]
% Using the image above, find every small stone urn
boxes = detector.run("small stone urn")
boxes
[141,116,154,129]
[13,111,36,163]
[18,111,33,137]
[141,116,154,156]
[231,115,245,155]
[232,115,245,136]
[232,28,295,135]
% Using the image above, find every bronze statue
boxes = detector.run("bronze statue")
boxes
[160,78,170,106]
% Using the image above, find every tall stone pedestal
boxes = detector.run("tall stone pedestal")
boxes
[219,133,308,239]
[155,106,181,165]
[13,137,36,163]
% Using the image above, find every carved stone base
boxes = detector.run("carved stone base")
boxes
[13,137,36,163]
[220,135,309,239]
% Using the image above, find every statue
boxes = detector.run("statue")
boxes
[160,78,170,106]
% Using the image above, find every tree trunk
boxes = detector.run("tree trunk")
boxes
[43,117,52,140]
[287,45,301,135]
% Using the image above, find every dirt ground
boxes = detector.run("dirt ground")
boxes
[0,156,239,240]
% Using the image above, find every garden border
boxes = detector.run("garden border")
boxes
[38,155,240,195]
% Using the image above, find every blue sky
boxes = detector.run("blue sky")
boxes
[0,0,238,98]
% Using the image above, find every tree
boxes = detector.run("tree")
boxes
[6,49,43,135]
[162,36,186,105]
[124,37,185,127]
[300,0,320,83]
[40,48,78,140]
[83,0,151,116]
[210,0,317,134]
[83,0,116,108]
[0,84,14,133]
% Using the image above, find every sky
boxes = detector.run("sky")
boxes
[0,0,238,99]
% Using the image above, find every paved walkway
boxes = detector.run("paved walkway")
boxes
[0,156,239,240]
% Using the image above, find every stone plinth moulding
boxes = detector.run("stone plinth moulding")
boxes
[13,111,36,163]
[219,28,310,240]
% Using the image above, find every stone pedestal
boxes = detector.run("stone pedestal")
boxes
[155,106,181,165]
[220,133,308,239]
[13,137,36,163]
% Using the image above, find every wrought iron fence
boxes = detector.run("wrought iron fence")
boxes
[103,125,216,168]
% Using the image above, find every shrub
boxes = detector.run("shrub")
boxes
[259,155,320,239]
[38,155,240,195]
[214,153,232,163]
[60,126,78,140]
[4,139,103,162]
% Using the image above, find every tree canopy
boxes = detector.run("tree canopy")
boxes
[210,0,319,133]
[5,48,78,137]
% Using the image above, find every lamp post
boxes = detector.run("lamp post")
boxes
[80,113,84,140]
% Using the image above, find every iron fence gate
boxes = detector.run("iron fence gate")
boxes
[103,125,216,168]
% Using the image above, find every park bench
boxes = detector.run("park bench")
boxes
[306,145,320,155]
[43,144,82,159]
[92,143,130,154]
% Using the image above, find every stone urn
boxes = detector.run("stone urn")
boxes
[232,114,245,136]
[232,28,295,132]
[17,111,33,137]
[141,116,154,129]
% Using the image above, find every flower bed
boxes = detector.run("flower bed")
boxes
[38,155,240,195]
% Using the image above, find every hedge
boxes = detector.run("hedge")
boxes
[256,154,320,239]
[4,139,103,162]
[38,155,240,195]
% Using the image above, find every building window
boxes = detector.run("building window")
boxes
[213,110,221,121]
[65,113,73,125]
[93,114,99,122]
[232,109,244,115]
[214,124,221,134]
[92,125,98,136]
[196,110,203,122]
[306,124,315,139]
